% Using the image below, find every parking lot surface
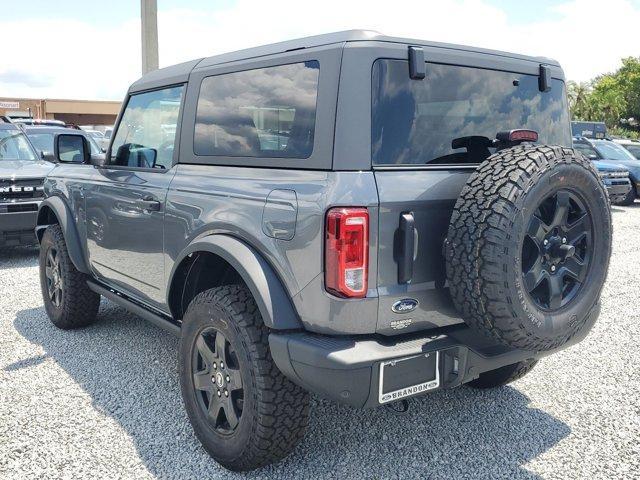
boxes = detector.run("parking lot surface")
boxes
[1,205,639,480]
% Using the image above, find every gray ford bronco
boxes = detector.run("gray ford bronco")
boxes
[36,31,612,471]
[0,118,53,247]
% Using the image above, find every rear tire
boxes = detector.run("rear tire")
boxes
[179,285,310,471]
[39,225,100,329]
[467,360,538,389]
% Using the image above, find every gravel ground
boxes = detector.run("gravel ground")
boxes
[1,206,639,480]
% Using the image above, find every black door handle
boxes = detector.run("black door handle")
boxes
[398,212,415,284]
[136,196,161,211]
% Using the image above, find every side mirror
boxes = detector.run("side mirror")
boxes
[587,154,598,160]
[54,133,90,164]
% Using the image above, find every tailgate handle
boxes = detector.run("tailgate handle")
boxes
[398,212,415,284]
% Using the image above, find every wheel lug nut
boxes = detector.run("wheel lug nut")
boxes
[543,239,548,246]
[224,390,228,397]
[217,390,221,397]
[226,375,230,382]
[562,237,567,244]
[213,363,217,370]
[220,361,224,369]
[551,265,556,272]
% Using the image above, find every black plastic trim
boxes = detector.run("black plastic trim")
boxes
[36,196,90,274]
[87,280,181,336]
[269,309,598,408]
[397,212,415,283]
[539,64,552,92]
[408,46,426,79]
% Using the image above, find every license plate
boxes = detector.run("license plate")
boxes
[378,352,440,404]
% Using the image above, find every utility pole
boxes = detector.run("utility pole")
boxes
[141,0,159,74]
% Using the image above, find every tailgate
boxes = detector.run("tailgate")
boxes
[374,169,469,334]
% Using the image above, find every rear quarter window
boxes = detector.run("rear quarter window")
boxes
[372,59,571,166]
[194,61,320,159]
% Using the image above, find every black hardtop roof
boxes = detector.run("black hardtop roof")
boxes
[130,30,560,92]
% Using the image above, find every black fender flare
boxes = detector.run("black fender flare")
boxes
[36,196,91,275]
[169,234,302,330]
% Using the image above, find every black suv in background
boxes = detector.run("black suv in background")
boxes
[36,31,612,471]
[0,119,54,247]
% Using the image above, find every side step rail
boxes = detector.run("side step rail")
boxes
[86,280,181,336]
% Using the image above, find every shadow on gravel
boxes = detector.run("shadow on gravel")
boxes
[12,305,570,479]
[0,245,39,270]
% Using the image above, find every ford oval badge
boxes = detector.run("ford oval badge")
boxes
[391,298,418,314]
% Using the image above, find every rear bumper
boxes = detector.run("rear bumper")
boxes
[270,313,597,408]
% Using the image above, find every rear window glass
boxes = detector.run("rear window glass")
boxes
[372,60,571,166]
[194,61,319,159]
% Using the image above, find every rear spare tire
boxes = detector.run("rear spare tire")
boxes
[445,145,612,351]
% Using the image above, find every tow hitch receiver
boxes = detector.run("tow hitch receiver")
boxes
[378,352,440,404]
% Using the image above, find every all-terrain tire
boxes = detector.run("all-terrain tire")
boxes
[39,224,101,329]
[467,360,538,389]
[179,285,310,471]
[445,145,612,351]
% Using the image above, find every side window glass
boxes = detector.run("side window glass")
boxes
[110,85,184,169]
[194,61,319,159]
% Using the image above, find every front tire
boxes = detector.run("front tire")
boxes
[39,225,100,329]
[179,285,310,471]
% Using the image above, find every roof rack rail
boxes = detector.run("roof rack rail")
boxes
[0,115,12,123]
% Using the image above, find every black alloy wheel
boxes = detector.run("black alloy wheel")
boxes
[44,246,63,308]
[521,189,593,311]
[192,327,244,434]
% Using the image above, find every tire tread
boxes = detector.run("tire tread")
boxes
[183,285,309,471]
[445,145,610,351]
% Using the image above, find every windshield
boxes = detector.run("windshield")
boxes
[0,130,38,161]
[593,141,637,162]
[622,144,640,160]
[573,142,599,159]
[28,132,101,155]
[372,60,571,166]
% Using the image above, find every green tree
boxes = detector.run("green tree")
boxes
[568,57,640,135]
[567,80,594,120]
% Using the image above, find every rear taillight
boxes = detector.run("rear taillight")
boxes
[325,207,369,298]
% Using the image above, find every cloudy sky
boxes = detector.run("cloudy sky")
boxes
[2,0,639,101]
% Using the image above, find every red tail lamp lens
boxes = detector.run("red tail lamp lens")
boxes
[325,208,369,298]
